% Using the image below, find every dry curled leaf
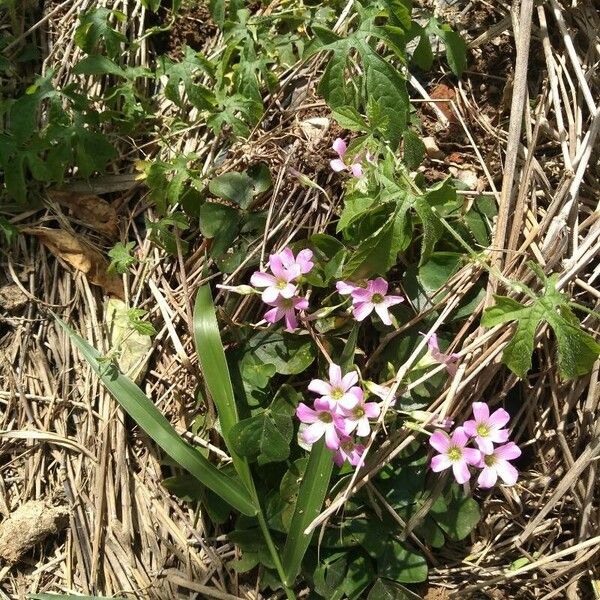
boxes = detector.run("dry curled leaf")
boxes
[48,190,119,238]
[22,227,124,298]
[0,500,69,564]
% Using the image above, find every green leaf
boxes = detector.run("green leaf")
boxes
[317,44,349,109]
[332,106,369,132]
[73,54,126,77]
[75,8,127,58]
[402,129,425,170]
[0,216,18,244]
[55,316,257,517]
[246,331,316,375]
[376,540,427,583]
[198,203,241,256]
[107,241,136,274]
[343,553,376,598]
[209,172,255,208]
[430,484,480,541]
[367,579,422,600]
[440,27,467,77]
[414,194,444,265]
[281,438,334,585]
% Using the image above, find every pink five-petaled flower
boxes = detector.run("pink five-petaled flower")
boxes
[308,363,361,411]
[296,399,345,450]
[330,138,364,178]
[250,247,313,303]
[477,442,521,488]
[264,294,308,332]
[336,278,404,326]
[334,436,365,467]
[430,427,481,484]
[340,387,381,437]
[424,333,460,377]
[463,402,510,454]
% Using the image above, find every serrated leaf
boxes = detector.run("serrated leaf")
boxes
[107,241,136,274]
[402,129,425,170]
[73,54,126,77]
[75,8,127,58]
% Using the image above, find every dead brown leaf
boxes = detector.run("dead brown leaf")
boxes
[22,227,124,298]
[48,190,119,238]
[430,83,458,124]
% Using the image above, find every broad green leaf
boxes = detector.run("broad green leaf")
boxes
[367,579,422,600]
[342,553,375,598]
[414,194,444,265]
[56,317,256,516]
[208,172,255,208]
[73,54,126,77]
[246,331,316,375]
[337,196,377,233]
[75,8,127,58]
[198,203,240,256]
[332,106,369,132]
[430,484,480,541]
[313,553,348,598]
[281,439,334,585]
[439,26,467,77]
[376,540,427,583]
[402,129,425,170]
[317,44,349,109]
[481,296,529,328]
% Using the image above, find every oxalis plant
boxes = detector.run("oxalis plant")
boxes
[52,2,600,600]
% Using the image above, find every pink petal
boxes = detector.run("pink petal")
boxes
[284,309,298,331]
[431,454,452,472]
[296,249,314,274]
[333,450,344,467]
[330,158,347,172]
[328,363,342,387]
[332,137,347,157]
[383,295,404,307]
[495,460,519,485]
[349,446,365,466]
[294,297,309,311]
[452,460,471,484]
[338,392,360,410]
[488,408,510,429]
[336,281,357,295]
[477,466,497,488]
[262,286,281,304]
[250,271,277,288]
[370,277,389,295]
[429,430,451,453]
[314,398,334,412]
[279,283,297,299]
[475,437,495,455]
[268,254,286,279]
[494,442,521,461]
[341,371,359,390]
[303,421,326,444]
[308,379,332,396]
[489,429,510,444]
[351,288,372,302]
[472,402,490,423]
[374,303,392,326]
[296,403,318,424]
[364,402,380,419]
[324,425,341,450]
[451,427,469,448]
[264,307,282,324]
[445,361,459,377]
[350,163,363,178]
[427,333,440,352]
[462,447,482,465]
[353,302,374,321]
[346,386,363,404]
[278,247,295,268]
[462,420,477,437]
[356,418,370,437]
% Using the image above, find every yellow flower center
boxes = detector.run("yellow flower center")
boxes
[447,446,462,461]
[353,407,365,419]
[276,279,288,289]
[371,293,384,304]
[476,424,489,437]
[319,412,333,424]
[331,388,344,400]
[484,454,496,467]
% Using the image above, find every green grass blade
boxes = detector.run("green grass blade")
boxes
[56,317,257,517]
[281,438,333,585]
[193,285,251,486]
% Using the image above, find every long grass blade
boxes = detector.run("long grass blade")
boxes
[56,317,257,517]
[281,438,333,585]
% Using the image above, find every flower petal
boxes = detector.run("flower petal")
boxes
[472,402,489,423]
[427,333,440,352]
[370,277,389,295]
[452,460,471,484]
[332,137,347,157]
[353,302,374,321]
[475,436,495,455]
[250,272,276,288]
[364,402,380,419]
[264,307,282,324]
[383,295,404,307]
[429,430,451,453]
[278,247,295,268]
[268,254,286,279]
[262,287,281,304]
[336,281,357,295]
[356,418,371,437]
[284,309,298,331]
[488,407,510,429]
[374,303,392,326]
[324,425,341,450]
[296,403,318,424]
[431,453,452,472]
[339,392,360,410]
[294,297,309,311]
[451,426,469,448]
[308,379,332,396]
[296,249,314,274]
[477,466,497,488]
[494,442,521,461]
[490,428,510,444]
[303,421,325,444]
[462,420,477,437]
[341,371,359,390]
[462,447,482,465]
[495,460,519,485]
[330,158,347,172]
[279,283,297,299]
[350,162,363,178]
[328,363,342,387]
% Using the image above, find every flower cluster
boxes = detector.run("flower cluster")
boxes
[296,363,381,467]
[429,402,521,488]
[330,138,374,178]
[250,248,313,332]
[250,248,405,331]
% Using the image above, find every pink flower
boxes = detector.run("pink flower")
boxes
[333,436,365,467]
[340,387,380,437]
[264,294,308,332]
[330,138,364,178]
[463,402,510,454]
[337,278,404,326]
[430,427,481,484]
[296,399,345,450]
[250,247,313,303]
[424,333,460,377]
[308,363,361,411]
[477,442,521,488]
